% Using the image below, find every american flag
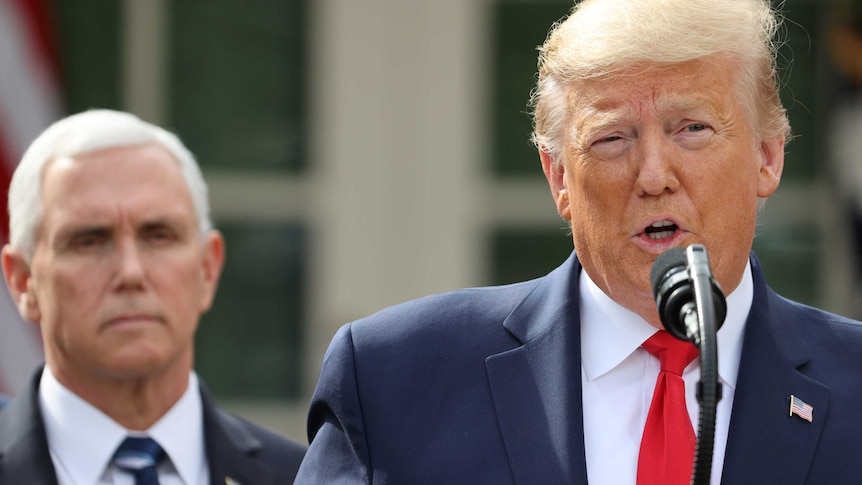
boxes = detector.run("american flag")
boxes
[790,395,814,423]
[0,0,62,395]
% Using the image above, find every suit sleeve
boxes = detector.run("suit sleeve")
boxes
[295,324,372,484]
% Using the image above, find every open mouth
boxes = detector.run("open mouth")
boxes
[644,221,678,240]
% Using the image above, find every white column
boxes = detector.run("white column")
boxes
[122,0,167,124]
[305,0,488,391]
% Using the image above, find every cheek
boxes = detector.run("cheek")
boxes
[568,165,629,222]
[703,162,759,209]
[693,155,760,261]
[567,174,627,261]
[31,271,96,345]
[689,142,760,204]
[33,268,80,318]
[157,259,207,315]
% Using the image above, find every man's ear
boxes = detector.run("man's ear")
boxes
[198,230,225,314]
[757,134,785,198]
[540,149,571,221]
[1,246,41,324]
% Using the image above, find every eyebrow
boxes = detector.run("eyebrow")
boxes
[654,94,716,115]
[53,224,112,247]
[54,215,186,241]
[138,218,185,235]
[574,107,633,144]
[576,93,721,140]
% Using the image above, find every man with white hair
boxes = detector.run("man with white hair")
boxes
[0,109,305,484]
[297,0,862,483]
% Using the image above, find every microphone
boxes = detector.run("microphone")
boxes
[650,244,726,485]
[650,244,727,345]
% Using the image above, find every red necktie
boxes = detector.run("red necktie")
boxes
[637,330,699,485]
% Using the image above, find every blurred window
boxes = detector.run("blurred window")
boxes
[195,222,305,400]
[55,2,121,111]
[167,1,307,399]
[490,3,568,178]
[168,0,306,173]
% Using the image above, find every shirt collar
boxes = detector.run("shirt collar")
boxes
[39,368,206,485]
[148,372,206,485]
[580,261,752,390]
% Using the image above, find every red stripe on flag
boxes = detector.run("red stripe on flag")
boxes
[9,0,61,83]
[0,0,59,395]
[0,0,62,241]
[0,126,14,243]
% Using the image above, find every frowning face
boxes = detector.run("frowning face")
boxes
[8,143,224,385]
[542,57,784,326]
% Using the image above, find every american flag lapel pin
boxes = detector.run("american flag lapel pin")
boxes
[789,394,814,422]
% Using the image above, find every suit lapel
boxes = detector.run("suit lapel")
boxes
[720,256,828,485]
[486,253,588,484]
[201,386,278,485]
[0,369,59,485]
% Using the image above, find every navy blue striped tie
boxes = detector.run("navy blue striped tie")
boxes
[112,437,165,485]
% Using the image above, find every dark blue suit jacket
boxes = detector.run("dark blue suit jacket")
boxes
[0,369,307,484]
[297,252,862,484]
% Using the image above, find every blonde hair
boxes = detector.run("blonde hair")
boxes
[530,0,791,165]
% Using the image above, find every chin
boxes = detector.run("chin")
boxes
[107,348,173,376]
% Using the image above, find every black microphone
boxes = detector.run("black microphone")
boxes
[650,244,727,344]
[650,244,727,485]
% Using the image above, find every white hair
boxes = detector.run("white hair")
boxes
[531,0,791,165]
[8,109,213,260]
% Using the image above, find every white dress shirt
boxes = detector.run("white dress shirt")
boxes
[39,368,210,485]
[580,263,752,485]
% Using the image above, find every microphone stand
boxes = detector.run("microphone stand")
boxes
[686,247,723,485]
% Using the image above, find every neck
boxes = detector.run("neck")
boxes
[48,363,191,431]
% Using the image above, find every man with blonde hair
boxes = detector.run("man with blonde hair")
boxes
[298,0,862,483]
[0,109,305,484]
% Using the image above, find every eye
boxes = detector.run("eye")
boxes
[589,133,629,159]
[675,121,714,149]
[68,230,110,252]
[73,235,102,249]
[597,135,623,144]
[142,225,177,245]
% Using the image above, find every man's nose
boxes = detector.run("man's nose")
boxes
[634,135,680,196]
[114,238,145,289]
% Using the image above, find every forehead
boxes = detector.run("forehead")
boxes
[571,58,740,120]
[39,144,195,229]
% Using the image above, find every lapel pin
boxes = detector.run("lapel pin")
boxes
[226,478,241,485]
[789,394,813,422]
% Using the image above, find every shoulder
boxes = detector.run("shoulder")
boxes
[0,369,43,443]
[200,387,306,481]
[768,289,862,366]
[213,407,307,458]
[314,279,548,410]
[771,290,862,338]
[752,252,862,343]
[346,279,542,346]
